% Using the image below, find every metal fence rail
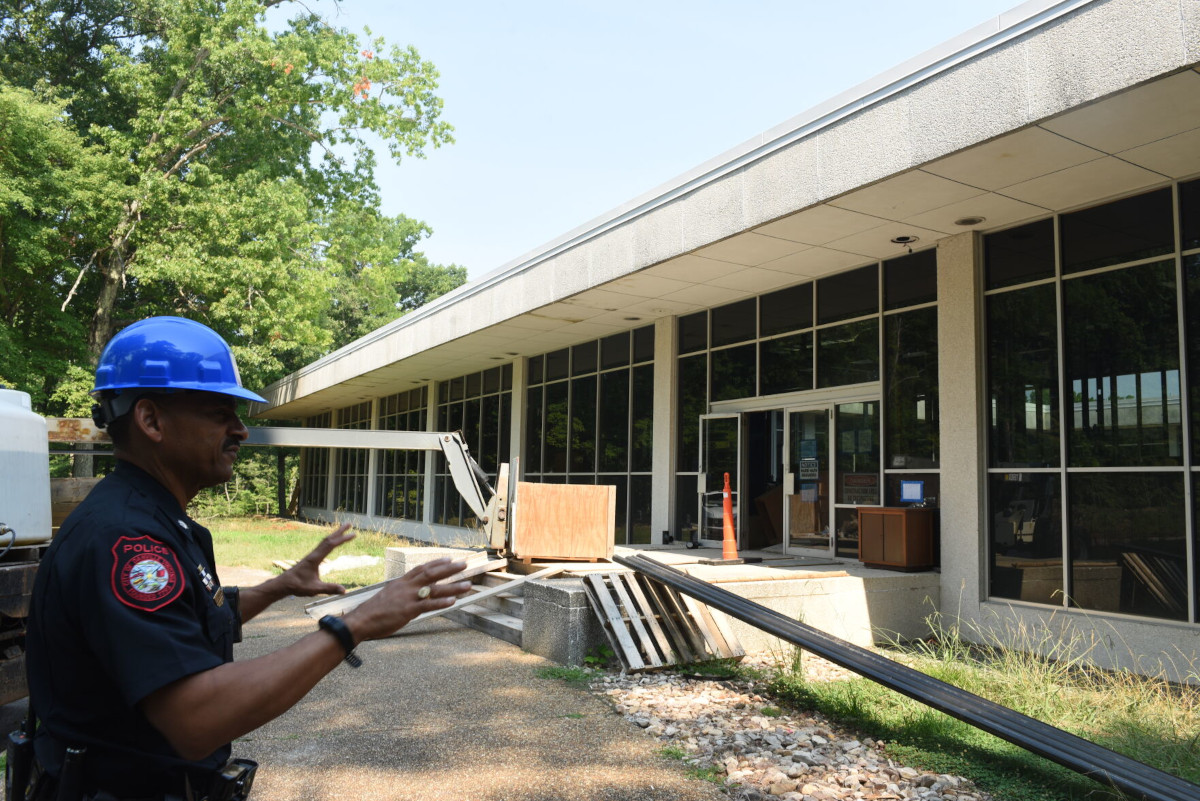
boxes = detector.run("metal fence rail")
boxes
[615,553,1200,801]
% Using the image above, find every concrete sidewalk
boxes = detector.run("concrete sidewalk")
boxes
[4,566,729,801]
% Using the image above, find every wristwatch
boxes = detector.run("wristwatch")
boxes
[318,615,363,668]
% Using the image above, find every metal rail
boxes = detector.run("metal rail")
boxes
[615,553,1200,801]
[244,427,493,521]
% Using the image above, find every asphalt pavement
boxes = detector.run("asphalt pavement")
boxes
[3,567,729,801]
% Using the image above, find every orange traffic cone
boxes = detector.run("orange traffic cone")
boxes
[721,472,739,561]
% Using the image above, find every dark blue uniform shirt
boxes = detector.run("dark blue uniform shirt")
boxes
[27,460,237,797]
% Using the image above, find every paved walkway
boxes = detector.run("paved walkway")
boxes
[2,567,728,801]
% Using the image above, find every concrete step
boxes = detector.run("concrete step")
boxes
[445,603,523,646]
[470,591,524,618]
[477,571,526,589]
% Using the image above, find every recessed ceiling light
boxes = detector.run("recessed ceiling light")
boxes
[623,316,641,321]
[954,216,986,226]
[890,235,919,245]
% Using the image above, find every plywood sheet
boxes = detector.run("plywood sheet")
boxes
[512,482,615,561]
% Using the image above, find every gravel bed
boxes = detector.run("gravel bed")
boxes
[590,654,992,801]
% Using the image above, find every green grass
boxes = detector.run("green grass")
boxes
[209,517,404,588]
[658,745,687,760]
[534,665,595,687]
[761,612,1200,801]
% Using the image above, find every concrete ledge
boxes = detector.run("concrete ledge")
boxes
[684,570,941,653]
[521,578,606,666]
[384,546,480,580]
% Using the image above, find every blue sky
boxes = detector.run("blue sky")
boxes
[322,0,1024,279]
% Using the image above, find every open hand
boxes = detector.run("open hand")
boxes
[278,524,356,597]
[344,558,473,642]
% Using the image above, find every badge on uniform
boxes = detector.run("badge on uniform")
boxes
[197,563,215,593]
[111,536,186,612]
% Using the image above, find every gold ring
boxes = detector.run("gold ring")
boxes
[417,585,431,600]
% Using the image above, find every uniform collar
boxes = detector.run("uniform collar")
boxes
[112,459,195,537]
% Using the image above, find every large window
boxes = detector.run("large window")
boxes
[333,402,371,514]
[300,412,331,508]
[376,388,427,521]
[672,253,939,538]
[985,180,1199,623]
[433,367,512,526]
[525,327,655,544]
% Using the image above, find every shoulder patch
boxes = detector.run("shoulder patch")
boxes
[111,536,186,612]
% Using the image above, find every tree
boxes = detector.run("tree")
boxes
[0,0,465,407]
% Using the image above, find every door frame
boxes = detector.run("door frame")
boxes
[697,412,742,547]
[782,404,834,557]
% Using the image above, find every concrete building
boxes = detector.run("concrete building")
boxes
[255,0,1200,676]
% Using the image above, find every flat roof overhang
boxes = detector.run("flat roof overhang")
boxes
[254,0,1200,420]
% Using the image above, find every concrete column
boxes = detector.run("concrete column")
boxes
[651,316,677,544]
[364,397,379,517]
[509,358,526,478]
[936,231,987,621]
[422,381,439,524]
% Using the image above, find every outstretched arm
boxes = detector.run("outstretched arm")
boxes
[141,557,472,761]
[236,524,355,622]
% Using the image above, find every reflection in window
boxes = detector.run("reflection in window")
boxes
[760,333,813,396]
[712,298,757,347]
[570,375,596,472]
[598,371,629,472]
[987,284,1060,467]
[1061,188,1174,275]
[301,412,332,509]
[334,402,371,514]
[885,308,938,468]
[817,319,879,387]
[711,344,756,402]
[835,402,880,506]
[527,328,654,544]
[818,265,878,325]
[1063,260,1181,467]
[1184,254,1200,461]
[676,354,706,471]
[985,219,1055,290]
[989,472,1062,603]
[760,283,813,336]
[376,389,427,521]
[884,249,937,310]
[1183,177,1200,251]
[1068,472,1186,621]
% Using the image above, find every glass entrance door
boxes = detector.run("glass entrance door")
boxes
[786,408,831,552]
[832,401,881,557]
[698,414,740,544]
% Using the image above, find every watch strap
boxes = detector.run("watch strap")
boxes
[318,615,362,668]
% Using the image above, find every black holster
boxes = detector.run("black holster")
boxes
[206,758,257,801]
[6,725,35,799]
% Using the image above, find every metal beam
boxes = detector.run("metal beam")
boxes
[615,553,1200,801]
[244,427,493,522]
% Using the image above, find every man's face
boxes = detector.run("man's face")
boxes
[154,391,249,490]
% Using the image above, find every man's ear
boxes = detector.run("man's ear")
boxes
[130,397,167,444]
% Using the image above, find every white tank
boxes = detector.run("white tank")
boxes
[0,388,52,546]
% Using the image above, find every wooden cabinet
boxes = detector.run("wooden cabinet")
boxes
[857,507,935,571]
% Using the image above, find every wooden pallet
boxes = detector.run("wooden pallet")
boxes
[582,571,744,672]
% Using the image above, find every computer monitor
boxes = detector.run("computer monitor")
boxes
[899,480,925,504]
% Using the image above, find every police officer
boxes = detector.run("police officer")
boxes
[24,317,472,800]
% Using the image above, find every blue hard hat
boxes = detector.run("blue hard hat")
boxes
[91,316,267,405]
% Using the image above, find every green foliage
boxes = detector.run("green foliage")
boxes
[534,665,594,687]
[0,0,467,414]
[759,705,782,717]
[763,610,1200,801]
[657,745,687,760]
[584,643,615,669]
[686,765,726,785]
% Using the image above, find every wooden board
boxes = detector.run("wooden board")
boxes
[51,477,103,529]
[304,555,506,618]
[583,571,744,672]
[46,418,110,443]
[511,482,615,562]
